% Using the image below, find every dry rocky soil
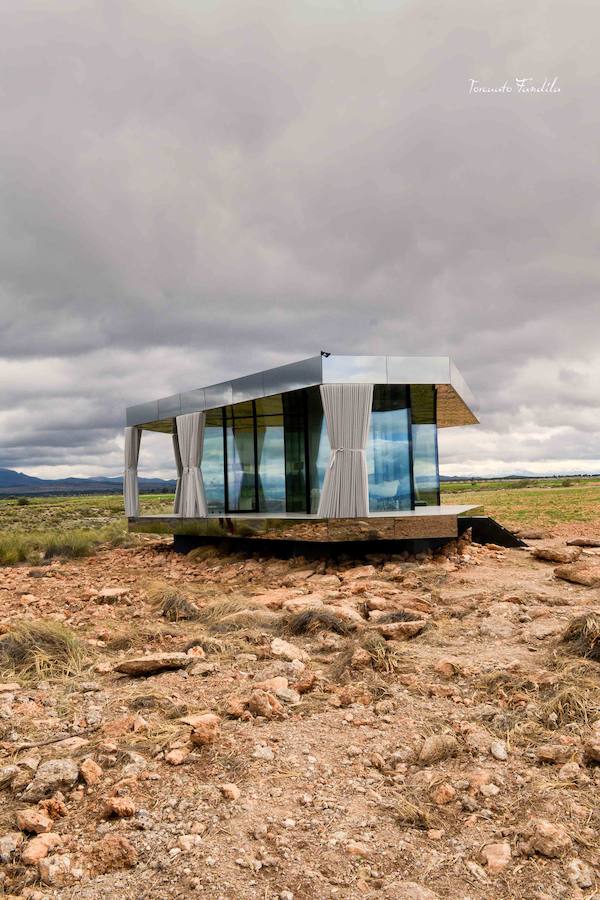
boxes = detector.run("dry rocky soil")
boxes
[1,524,600,899]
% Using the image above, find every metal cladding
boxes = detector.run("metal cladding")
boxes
[126,354,478,430]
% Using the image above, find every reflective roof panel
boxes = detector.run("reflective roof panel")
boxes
[126,354,477,428]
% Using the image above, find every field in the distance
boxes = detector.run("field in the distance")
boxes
[441,476,600,529]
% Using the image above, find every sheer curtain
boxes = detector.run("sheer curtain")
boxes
[175,412,208,517]
[124,426,141,517]
[317,383,373,517]
[172,429,183,514]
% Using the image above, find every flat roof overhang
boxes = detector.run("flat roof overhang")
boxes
[126,354,478,432]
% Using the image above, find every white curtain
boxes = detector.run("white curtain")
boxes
[172,430,183,514]
[124,426,141,517]
[175,412,207,517]
[317,383,373,518]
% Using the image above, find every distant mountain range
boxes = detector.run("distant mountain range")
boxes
[0,468,177,496]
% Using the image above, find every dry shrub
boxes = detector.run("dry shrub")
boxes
[561,613,600,662]
[192,597,278,633]
[158,592,200,622]
[180,634,228,655]
[538,683,600,728]
[0,620,84,679]
[285,609,352,636]
[395,796,431,829]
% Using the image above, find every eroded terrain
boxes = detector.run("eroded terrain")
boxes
[1,525,600,899]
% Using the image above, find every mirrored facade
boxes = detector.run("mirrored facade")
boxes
[193,382,440,514]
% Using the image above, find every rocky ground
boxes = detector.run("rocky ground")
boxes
[1,525,600,899]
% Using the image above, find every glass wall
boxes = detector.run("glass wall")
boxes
[201,409,226,513]
[225,401,255,511]
[410,385,440,506]
[196,382,439,515]
[367,385,412,511]
[255,395,286,512]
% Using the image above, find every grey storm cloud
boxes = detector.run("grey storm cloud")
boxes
[0,0,599,478]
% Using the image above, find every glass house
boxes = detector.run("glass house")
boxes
[124,354,479,542]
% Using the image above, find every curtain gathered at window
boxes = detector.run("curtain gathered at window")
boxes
[123,426,142,517]
[172,430,183,514]
[317,383,373,518]
[175,412,208,517]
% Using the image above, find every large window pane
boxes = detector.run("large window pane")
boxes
[410,385,440,506]
[283,390,308,512]
[255,395,285,513]
[201,410,225,513]
[367,385,412,511]
[226,401,255,511]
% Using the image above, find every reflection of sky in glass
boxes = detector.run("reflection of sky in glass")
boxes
[201,426,225,511]
[412,424,439,504]
[367,408,411,510]
[258,426,285,511]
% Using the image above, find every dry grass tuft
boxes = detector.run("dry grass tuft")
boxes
[561,613,600,662]
[374,610,423,624]
[331,631,405,679]
[194,597,254,627]
[395,796,431,829]
[0,620,85,680]
[158,592,201,622]
[537,683,600,728]
[285,609,352,636]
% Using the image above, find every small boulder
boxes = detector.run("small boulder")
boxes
[566,858,595,889]
[554,563,600,587]
[79,758,103,786]
[189,713,220,746]
[270,638,309,662]
[481,842,511,874]
[90,834,137,873]
[38,852,71,886]
[533,547,581,564]
[102,796,136,819]
[16,809,53,834]
[220,783,241,801]
[583,721,600,763]
[248,689,284,720]
[23,758,79,801]
[525,818,571,858]
[114,652,190,676]
[21,833,62,865]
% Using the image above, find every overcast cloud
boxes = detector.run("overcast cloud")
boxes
[1,0,599,479]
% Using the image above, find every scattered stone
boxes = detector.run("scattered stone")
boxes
[525,818,571,858]
[114,652,190,676]
[224,694,247,718]
[16,809,53,834]
[0,832,23,863]
[345,839,372,857]
[38,852,72,885]
[372,620,426,640]
[165,748,190,766]
[567,537,600,548]
[554,563,600,587]
[419,733,458,765]
[189,713,221,746]
[566,858,595,889]
[393,884,440,900]
[490,741,508,761]
[481,842,511,873]
[431,782,456,805]
[434,657,461,679]
[583,721,600,763]
[270,638,309,662]
[79,758,103,785]
[102,796,136,819]
[39,794,68,819]
[21,833,62,865]
[479,617,516,639]
[23,758,79,801]
[524,618,564,640]
[0,764,19,788]
[0,682,21,692]
[248,689,285,719]
[98,586,130,602]
[518,529,548,540]
[90,834,137,873]
[220,783,241,801]
[253,745,275,761]
[536,744,574,765]
[533,547,581,564]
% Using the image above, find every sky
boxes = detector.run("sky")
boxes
[1,0,599,480]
